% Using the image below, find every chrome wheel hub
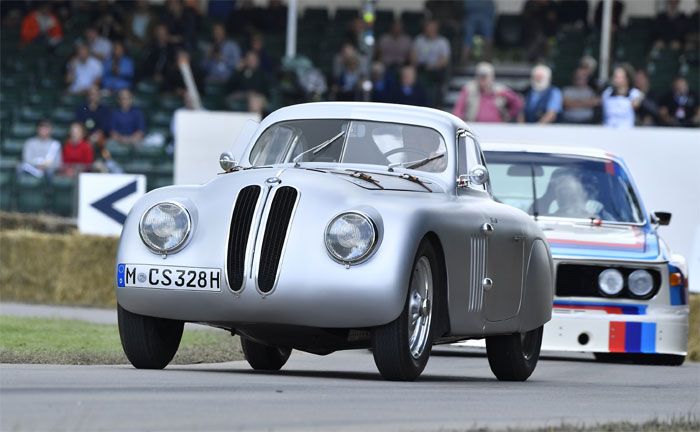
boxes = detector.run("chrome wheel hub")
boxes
[408,256,433,359]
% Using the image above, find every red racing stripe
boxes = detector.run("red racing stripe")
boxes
[609,322,626,352]
[554,304,624,314]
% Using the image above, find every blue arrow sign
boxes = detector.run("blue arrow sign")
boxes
[90,180,137,225]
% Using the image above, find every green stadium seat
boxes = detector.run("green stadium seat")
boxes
[19,106,46,123]
[50,175,76,217]
[158,95,182,111]
[335,8,359,24]
[16,174,47,213]
[39,76,62,90]
[400,11,424,36]
[0,171,13,211]
[60,94,83,108]
[2,138,25,158]
[136,80,160,95]
[52,124,69,141]
[106,140,133,163]
[51,107,76,124]
[148,175,173,191]
[304,7,329,23]
[28,91,60,107]
[10,122,35,140]
[133,145,166,163]
[149,110,172,129]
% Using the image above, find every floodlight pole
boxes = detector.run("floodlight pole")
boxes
[598,0,613,85]
[285,0,297,59]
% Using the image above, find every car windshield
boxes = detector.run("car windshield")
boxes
[484,151,644,223]
[248,119,448,173]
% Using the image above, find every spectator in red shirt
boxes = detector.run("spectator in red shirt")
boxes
[20,3,63,46]
[452,62,523,123]
[62,122,94,175]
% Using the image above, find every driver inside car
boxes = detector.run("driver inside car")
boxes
[550,174,591,218]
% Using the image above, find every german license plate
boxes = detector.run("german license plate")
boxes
[117,264,221,291]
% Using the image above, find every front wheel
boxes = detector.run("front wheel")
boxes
[117,303,184,369]
[486,325,543,381]
[372,239,441,381]
[241,337,292,371]
[594,352,685,366]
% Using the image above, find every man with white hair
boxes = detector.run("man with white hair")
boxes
[452,62,523,122]
[519,64,562,124]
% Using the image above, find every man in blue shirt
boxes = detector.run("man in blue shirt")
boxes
[520,64,563,124]
[75,85,111,141]
[110,89,146,145]
[388,65,428,107]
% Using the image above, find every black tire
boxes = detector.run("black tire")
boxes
[594,352,685,366]
[486,325,543,381]
[117,303,184,369]
[241,337,292,371]
[372,239,443,381]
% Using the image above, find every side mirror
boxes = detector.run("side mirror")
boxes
[652,211,671,226]
[219,152,238,172]
[457,165,489,189]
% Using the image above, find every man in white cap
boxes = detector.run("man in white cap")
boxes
[519,64,562,124]
[452,62,523,123]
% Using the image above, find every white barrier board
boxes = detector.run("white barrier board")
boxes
[78,173,146,237]
[174,110,259,185]
[472,123,700,292]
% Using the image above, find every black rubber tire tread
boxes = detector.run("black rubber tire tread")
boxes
[486,325,543,381]
[241,337,292,370]
[117,303,184,369]
[371,239,442,381]
[594,352,685,366]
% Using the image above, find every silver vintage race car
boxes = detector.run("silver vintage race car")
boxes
[116,102,554,381]
[484,144,689,365]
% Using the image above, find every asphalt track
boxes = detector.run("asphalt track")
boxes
[1,348,698,432]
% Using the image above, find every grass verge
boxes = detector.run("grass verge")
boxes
[0,315,243,365]
[496,416,700,432]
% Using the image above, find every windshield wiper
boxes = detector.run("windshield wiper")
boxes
[293,131,345,166]
[388,153,445,171]
[348,170,384,189]
[398,173,432,192]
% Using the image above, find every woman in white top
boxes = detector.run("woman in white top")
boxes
[601,65,644,128]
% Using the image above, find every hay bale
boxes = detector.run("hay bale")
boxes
[0,211,77,234]
[0,230,118,307]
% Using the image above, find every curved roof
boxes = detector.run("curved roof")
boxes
[258,102,469,139]
[481,142,620,162]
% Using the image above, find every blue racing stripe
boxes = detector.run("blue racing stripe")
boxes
[625,322,642,352]
[670,286,683,306]
[640,322,656,353]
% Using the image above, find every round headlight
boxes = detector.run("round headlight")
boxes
[139,202,191,253]
[325,212,377,264]
[598,268,624,296]
[628,269,654,297]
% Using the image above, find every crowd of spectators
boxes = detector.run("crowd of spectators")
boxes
[451,58,699,127]
[4,0,700,181]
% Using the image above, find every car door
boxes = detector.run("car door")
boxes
[458,132,524,322]
[482,203,525,322]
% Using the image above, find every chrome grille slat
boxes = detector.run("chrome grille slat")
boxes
[257,186,298,293]
[226,185,261,292]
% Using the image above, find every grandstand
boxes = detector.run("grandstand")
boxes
[0,0,698,218]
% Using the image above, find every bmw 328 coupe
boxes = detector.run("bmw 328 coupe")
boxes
[116,102,554,381]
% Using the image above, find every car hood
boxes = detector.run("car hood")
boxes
[539,220,660,261]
